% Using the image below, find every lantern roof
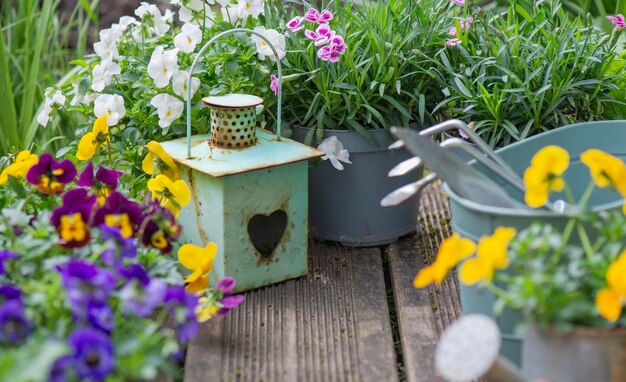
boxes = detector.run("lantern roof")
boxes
[202,94,264,109]
[160,128,324,178]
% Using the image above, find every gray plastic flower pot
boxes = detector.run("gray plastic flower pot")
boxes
[292,126,421,247]
[445,120,626,365]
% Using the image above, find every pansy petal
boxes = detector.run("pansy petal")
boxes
[595,288,623,322]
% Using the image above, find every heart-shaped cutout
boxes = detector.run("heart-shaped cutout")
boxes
[247,210,288,259]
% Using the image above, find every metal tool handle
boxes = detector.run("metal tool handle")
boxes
[186,28,283,159]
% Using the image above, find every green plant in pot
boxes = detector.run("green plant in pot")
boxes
[281,0,455,246]
[427,0,626,147]
[414,144,626,381]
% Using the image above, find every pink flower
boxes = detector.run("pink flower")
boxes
[287,16,305,32]
[445,38,461,48]
[304,25,336,46]
[304,8,333,24]
[448,16,473,36]
[317,36,347,63]
[607,14,625,30]
[451,0,464,5]
[270,74,280,96]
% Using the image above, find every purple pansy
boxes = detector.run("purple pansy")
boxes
[67,327,115,381]
[270,75,280,97]
[77,162,124,204]
[0,285,22,303]
[86,300,115,334]
[0,250,18,275]
[118,264,167,317]
[56,260,116,314]
[140,202,181,254]
[215,277,245,317]
[608,14,625,30]
[164,286,200,343]
[26,153,76,195]
[304,24,336,46]
[100,225,137,269]
[287,16,305,32]
[49,355,74,382]
[0,300,32,345]
[317,36,347,63]
[304,8,333,24]
[92,192,143,239]
[51,189,97,248]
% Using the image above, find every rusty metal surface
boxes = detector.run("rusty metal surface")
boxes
[161,128,324,178]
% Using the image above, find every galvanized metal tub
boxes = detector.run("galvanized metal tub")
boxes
[522,325,626,382]
[445,120,626,364]
[292,126,421,247]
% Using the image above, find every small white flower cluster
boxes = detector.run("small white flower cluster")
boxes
[37,89,66,127]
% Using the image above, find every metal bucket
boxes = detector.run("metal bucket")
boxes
[292,126,421,247]
[446,120,626,364]
[523,325,626,382]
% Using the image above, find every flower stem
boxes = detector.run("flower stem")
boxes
[577,222,595,260]
[553,217,576,265]
[107,139,113,168]
[578,181,595,207]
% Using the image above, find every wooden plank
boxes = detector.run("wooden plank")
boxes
[388,182,462,382]
[184,241,399,382]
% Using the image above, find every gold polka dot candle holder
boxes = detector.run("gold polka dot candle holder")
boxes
[202,94,263,149]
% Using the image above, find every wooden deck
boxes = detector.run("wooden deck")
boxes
[183,182,460,382]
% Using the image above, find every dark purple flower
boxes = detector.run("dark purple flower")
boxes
[100,225,137,269]
[118,264,166,317]
[0,300,32,345]
[51,189,96,248]
[164,286,200,343]
[0,285,22,304]
[77,162,124,204]
[25,153,76,195]
[140,203,181,254]
[93,192,143,239]
[49,355,74,382]
[56,260,116,313]
[0,250,18,275]
[67,328,115,381]
[86,301,114,334]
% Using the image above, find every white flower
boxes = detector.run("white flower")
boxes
[238,0,264,18]
[251,26,286,61]
[177,0,203,22]
[135,2,170,36]
[318,136,352,170]
[172,71,201,100]
[37,90,66,127]
[91,60,121,92]
[151,94,184,128]
[93,39,119,61]
[221,4,248,24]
[174,23,202,53]
[94,94,126,126]
[147,46,180,88]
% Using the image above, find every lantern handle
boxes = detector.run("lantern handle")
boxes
[186,28,283,159]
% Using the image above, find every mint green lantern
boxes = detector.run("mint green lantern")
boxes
[160,29,323,293]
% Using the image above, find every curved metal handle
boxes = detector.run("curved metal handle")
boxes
[186,28,283,159]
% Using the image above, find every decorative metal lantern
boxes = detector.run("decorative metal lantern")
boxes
[160,29,323,293]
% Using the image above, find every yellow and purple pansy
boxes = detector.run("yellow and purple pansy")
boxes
[76,162,124,205]
[92,192,144,239]
[26,153,77,195]
[51,189,97,248]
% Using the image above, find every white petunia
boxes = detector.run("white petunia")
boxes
[251,26,286,61]
[238,0,264,18]
[147,46,180,88]
[174,23,202,53]
[94,94,126,126]
[318,136,352,170]
[151,94,184,128]
[91,60,121,92]
[172,71,201,100]
[37,90,66,127]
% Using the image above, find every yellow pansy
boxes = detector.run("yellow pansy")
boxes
[59,213,89,243]
[77,115,109,161]
[142,141,180,181]
[178,242,218,294]
[196,297,220,323]
[413,233,476,288]
[523,145,569,208]
[459,227,517,285]
[0,150,39,185]
[104,213,134,238]
[581,149,626,213]
[147,174,191,218]
[596,251,626,322]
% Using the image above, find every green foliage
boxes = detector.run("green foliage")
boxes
[428,0,626,146]
[0,0,98,157]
